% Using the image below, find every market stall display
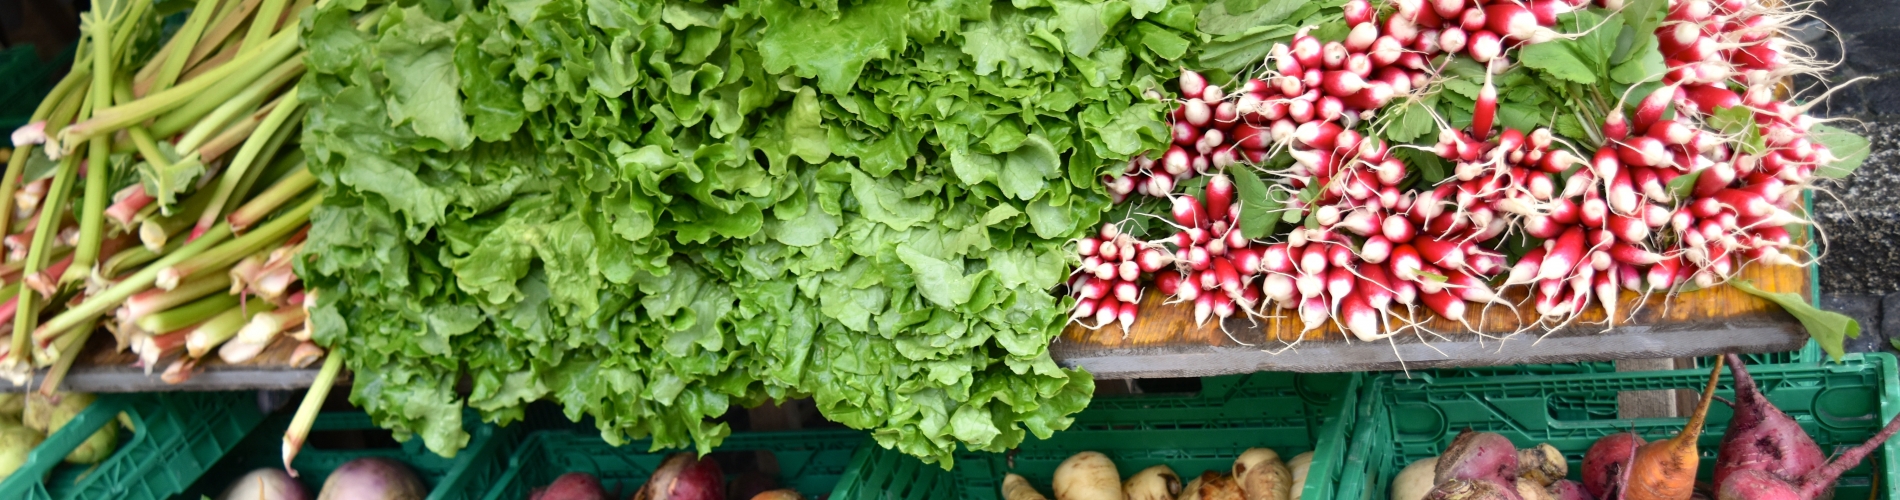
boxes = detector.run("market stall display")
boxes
[0,0,1877,484]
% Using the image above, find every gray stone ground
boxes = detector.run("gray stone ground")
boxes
[1796,0,1900,354]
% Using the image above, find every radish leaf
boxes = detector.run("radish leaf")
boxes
[1811,123,1870,178]
[1231,166,1278,239]
[1731,280,1860,361]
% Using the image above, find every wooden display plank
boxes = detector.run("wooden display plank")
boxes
[1051,259,1812,378]
[0,334,333,392]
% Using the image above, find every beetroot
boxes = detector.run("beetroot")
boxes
[633,453,725,500]
[1436,431,1521,487]
[1716,470,1799,500]
[1548,481,1592,500]
[1581,432,1643,500]
[1715,409,1900,500]
[1711,355,1825,491]
[530,473,608,500]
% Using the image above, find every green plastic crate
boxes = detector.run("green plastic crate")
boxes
[830,372,1364,500]
[0,391,265,500]
[474,428,868,500]
[1328,353,1900,500]
[178,410,516,500]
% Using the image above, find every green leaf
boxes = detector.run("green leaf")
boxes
[1666,169,1701,200]
[1811,123,1871,178]
[1197,0,1309,36]
[1198,24,1298,73]
[1310,17,1348,41]
[1609,34,1664,84]
[1384,98,1437,143]
[1621,0,1669,48]
[896,244,978,309]
[1231,167,1279,239]
[1519,41,1597,84]
[757,0,909,94]
[1708,105,1755,135]
[1417,270,1448,283]
[1730,280,1860,361]
[1561,9,1620,72]
[378,6,473,148]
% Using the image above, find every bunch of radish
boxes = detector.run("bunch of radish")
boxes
[1069,223,1148,332]
[1075,0,1857,344]
[1386,0,1574,64]
[1153,176,1270,328]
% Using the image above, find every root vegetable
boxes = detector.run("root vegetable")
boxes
[529,472,608,500]
[0,422,43,480]
[1548,481,1591,500]
[1054,451,1124,500]
[1235,448,1293,500]
[1003,473,1050,500]
[316,457,426,500]
[633,453,724,500]
[1198,472,1247,500]
[1436,431,1520,487]
[1517,479,1555,500]
[1626,357,1725,500]
[1393,457,1441,500]
[1183,476,1206,500]
[1427,479,1522,500]
[1289,452,1315,500]
[749,490,804,500]
[1517,444,1566,487]
[220,468,309,500]
[1713,355,1900,500]
[1712,354,1824,490]
[1123,465,1181,500]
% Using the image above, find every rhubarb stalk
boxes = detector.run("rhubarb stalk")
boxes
[284,351,341,475]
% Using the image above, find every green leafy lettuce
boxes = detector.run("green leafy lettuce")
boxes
[299,0,1201,466]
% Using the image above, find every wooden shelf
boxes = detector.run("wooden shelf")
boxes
[0,334,335,393]
[1050,260,1813,378]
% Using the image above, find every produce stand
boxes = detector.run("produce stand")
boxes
[1054,257,1814,378]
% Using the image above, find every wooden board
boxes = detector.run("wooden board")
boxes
[1051,260,1813,379]
[0,334,335,392]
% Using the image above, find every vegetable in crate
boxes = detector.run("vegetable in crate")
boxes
[528,472,607,500]
[748,491,804,500]
[1711,355,1900,500]
[1004,473,1050,500]
[26,392,119,464]
[0,420,42,480]
[1123,465,1182,500]
[633,453,723,500]
[218,468,309,500]
[316,457,425,500]
[1053,451,1124,500]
